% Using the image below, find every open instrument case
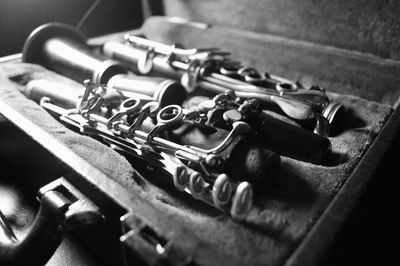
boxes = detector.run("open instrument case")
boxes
[1,1,400,265]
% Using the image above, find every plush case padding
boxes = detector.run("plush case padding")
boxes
[0,55,392,266]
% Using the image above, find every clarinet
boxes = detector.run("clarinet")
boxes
[21,23,286,221]
[103,35,344,137]
[21,22,331,165]
[23,78,278,221]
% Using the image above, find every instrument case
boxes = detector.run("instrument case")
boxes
[1,1,400,265]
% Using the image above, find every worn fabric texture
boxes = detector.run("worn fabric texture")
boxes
[0,62,392,266]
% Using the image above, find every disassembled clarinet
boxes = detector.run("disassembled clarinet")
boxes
[19,22,340,221]
[21,23,297,221]
[103,35,344,137]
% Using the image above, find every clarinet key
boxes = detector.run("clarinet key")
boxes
[223,109,242,123]
[173,166,189,191]
[212,174,232,208]
[188,172,205,199]
[230,182,253,221]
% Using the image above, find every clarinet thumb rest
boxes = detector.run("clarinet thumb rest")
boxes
[0,177,103,266]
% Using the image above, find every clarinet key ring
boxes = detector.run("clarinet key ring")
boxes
[146,105,185,144]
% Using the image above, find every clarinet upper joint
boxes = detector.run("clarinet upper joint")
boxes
[104,34,344,137]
